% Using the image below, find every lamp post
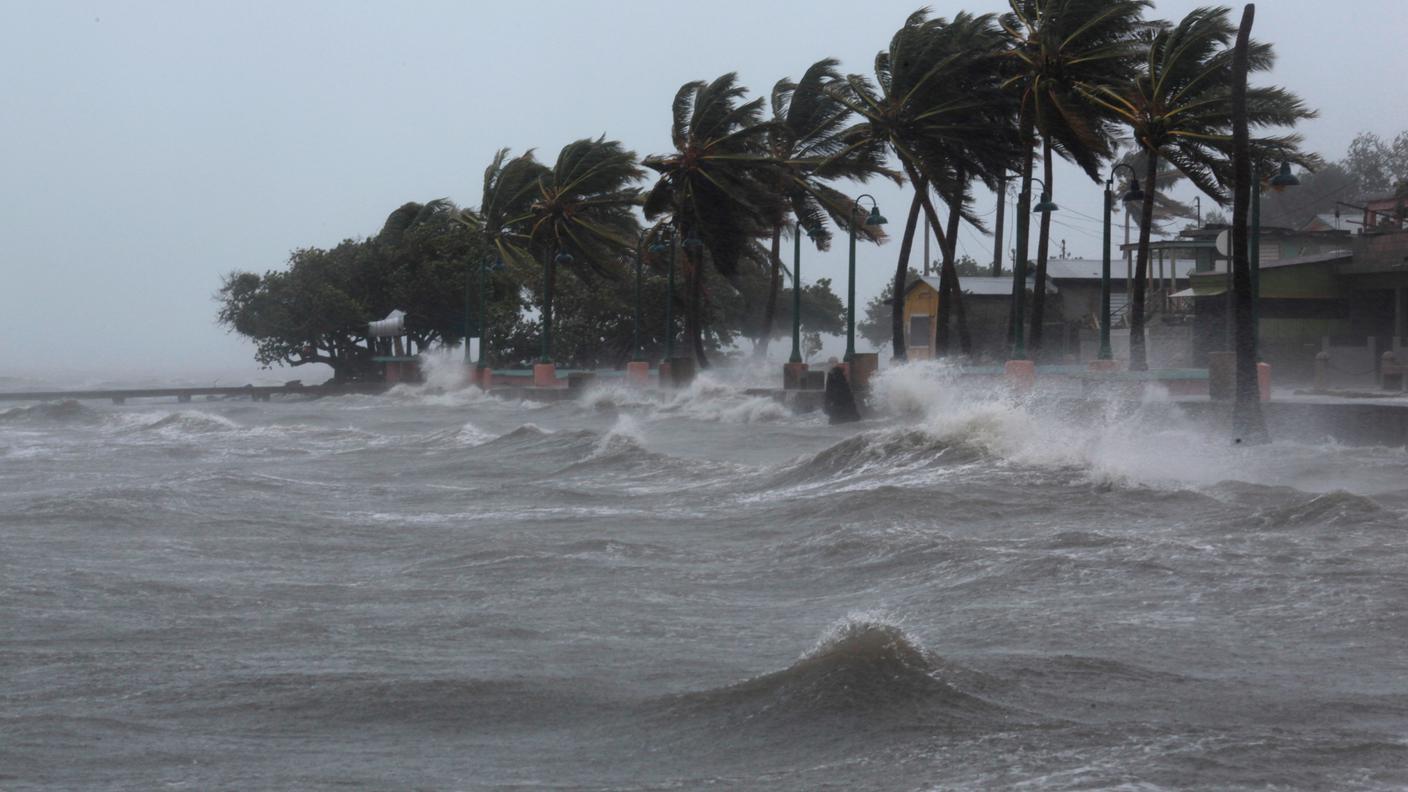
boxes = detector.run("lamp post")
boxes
[1251,161,1299,361]
[846,195,887,361]
[474,257,506,370]
[463,257,474,364]
[1011,178,1058,360]
[649,228,678,361]
[542,250,572,363]
[789,222,813,365]
[632,235,644,363]
[1101,165,1145,360]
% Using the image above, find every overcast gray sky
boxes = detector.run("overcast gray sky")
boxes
[4,0,1405,383]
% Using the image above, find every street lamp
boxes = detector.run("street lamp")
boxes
[632,234,645,363]
[475,257,505,370]
[542,250,573,363]
[1101,165,1145,360]
[847,195,887,361]
[1250,160,1299,360]
[1011,177,1057,360]
[647,228,676,361]
[789,222,818,365]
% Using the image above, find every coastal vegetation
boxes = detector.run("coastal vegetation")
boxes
[219,1,1320,378]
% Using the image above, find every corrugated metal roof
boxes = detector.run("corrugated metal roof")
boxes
[908,275,1056,296]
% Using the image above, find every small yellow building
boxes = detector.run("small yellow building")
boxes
[902,274,1050,360]
[902,276,943,360]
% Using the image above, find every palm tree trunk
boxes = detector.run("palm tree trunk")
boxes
[755,224,783,358]
[910,179,965,358]
[543,257,558,363]
[1030,140,1053,355]
[686,251,710,369]
[942,181,972,356]
[936,244,953,355]
[1009,114,1035,349]
[1230,3,1266,442]
[1129,150,1159,371]
[891,188,924,361]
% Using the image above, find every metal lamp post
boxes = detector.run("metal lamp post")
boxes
[647,228,676,361]
[542,250,572,363]
[789,222,814,365]
[1012,178,1058,360]
[846,195,886,361]
[463,258,474,364]
[632,235,645,363]
[1101,165,1145,360]
[1250,161,1299,360]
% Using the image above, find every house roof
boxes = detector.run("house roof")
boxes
[906,274,1056,297]
[1178,249,1355,297]
[1303,212,1359,232]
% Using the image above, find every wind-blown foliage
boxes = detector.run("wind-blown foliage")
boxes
[832,10,1019,359]
[643,74,783,367]
[1079,5,1315,370]
[1001,0,1151,355]
[218,201,530,380]
[461,139,643,362]
[755,58,896,356]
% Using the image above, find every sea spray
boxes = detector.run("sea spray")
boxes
[588,414,647,460]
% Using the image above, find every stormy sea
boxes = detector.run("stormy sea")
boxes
[3,362,1406,790]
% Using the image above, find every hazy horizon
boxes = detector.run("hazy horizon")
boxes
[5,0,1406,384]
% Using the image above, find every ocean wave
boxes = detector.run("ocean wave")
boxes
[1255,490,1395,529]
[113,410,242,435]
[652,376,797,424]
[668,615,1004,727]
[768,429,985,491]
[0,400,101,425]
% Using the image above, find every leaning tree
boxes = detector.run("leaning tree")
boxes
[1000,0,1151,356]
[755,58,895,357]
[1079,5,1315,370]
[831,10,1020,359]
[643,74,783,368]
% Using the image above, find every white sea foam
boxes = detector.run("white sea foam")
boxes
[863,359,1395,493]
[587,414,646,460]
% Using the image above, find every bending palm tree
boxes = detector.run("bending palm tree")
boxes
[1079,6,1314,370]
[643,74,783,368]
[756,58,895,358]
[831,10,1018,359]
[520,137,645,363]
[455,148,549,266]
[1000,0,1150,356]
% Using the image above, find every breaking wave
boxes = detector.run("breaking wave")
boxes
[670,614,1004,728]
[114,410,242,435]
[0,400,100,425]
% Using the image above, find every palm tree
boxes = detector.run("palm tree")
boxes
[1229,4,1265,441]
[1079,6,1315,370]
[755,58,896,358]
[455,148,549,266]
[458,140,643,364]
[1000,0,1150,356]
[520,137,645,362]
[831,10,1019,359]
[643,74,783,368]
